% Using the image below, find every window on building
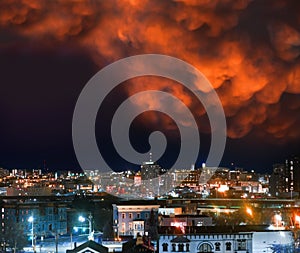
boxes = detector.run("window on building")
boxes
[129,213,133,219]
[178,243,184,252]
[186,243,190,252]
[237,239,246,250]
[215,242,221,251]
[198,243,213,252]
[129,222,132,230]
[162,243,168,252]
[121,222,126,232]
[137,213,140,219]
[225,242,231,251]
[172,243,176,252]
[145,213,149,219]
[122,213,126,219]
[40,207,45,216]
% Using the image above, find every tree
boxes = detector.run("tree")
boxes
[2,220,28,253]
[146,209,158,240]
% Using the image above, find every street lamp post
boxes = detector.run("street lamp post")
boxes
[78,213,94,241]
[28,216,36,253]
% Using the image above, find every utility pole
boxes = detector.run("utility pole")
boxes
[49,230,58,253]
[55,232,58,253]
[70,231,73,249]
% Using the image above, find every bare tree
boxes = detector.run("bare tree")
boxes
[2,220,28,253]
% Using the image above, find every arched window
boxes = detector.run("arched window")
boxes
[178,243,184,252]
[186,243,190,252]
[215,242,221,251]
[226,242,231,250]
[162,243,168,252]
[198,243,213,253]
[172,243,176,252]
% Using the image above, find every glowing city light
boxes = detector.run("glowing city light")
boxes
[246,207,253,216]
[78,216,85,222]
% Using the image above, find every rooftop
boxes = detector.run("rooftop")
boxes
[158,225,287,235]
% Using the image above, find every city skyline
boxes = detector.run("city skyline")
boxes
[0,0,300,173]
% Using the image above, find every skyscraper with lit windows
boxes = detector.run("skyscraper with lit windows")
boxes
[270,155,300,197]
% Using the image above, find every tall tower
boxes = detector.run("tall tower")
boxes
[285,155,300,194]
[270,155,300,197]
[140,153,161,180]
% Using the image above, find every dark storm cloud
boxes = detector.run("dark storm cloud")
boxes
[0,0,300,146]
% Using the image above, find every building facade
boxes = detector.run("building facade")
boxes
[0,198,68,241]
[159,229,252,253]
[112,204,160,238]
[158,226,294,253]
[159,215,213,228]
[270,155,300,197]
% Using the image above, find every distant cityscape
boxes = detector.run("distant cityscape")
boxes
[1,155,300,199]
[0,154,300,252]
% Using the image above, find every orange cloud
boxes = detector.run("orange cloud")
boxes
[0,0,299,143]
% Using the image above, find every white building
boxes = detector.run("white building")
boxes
[158,225,294,253]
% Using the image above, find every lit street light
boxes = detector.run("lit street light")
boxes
[295,215,300,228]
[28,216,36,253]
[274,214,282,228]
[78,214,94,241]
[246,207,253,216]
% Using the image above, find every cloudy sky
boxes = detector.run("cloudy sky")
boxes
[0,0,299,172]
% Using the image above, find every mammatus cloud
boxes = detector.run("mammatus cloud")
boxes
[1,0,300,142]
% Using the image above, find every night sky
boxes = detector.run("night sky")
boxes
[0,0,300,173]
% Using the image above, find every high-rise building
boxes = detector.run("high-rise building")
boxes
[270,155,300,197]
[140,153,162,196]
[269,164,285,197]
[140,153,161,181]
[285,155,300,194]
